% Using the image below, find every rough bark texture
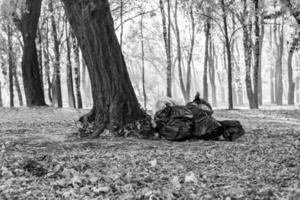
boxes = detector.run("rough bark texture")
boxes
[61,0,143,134]
[13,63,23,106]
[49,0,62,108]
[0,80,2,107]
[14,0,45,106]
[72,32,83,108]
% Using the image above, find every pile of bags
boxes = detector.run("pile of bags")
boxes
[152,93,245,141]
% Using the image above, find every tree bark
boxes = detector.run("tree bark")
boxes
[221,0,233,110]
[203,15,210,102]
[61,0,144,135]
[252,0,260,109]
[14,0,45,106]
[43,18,52,103]
[72,32,83,108]
[66,22,76,108]
[49,0,62,108]
[274,17,283,105]
[240,0,255,108]
[258,17,265,105]
[209,42,217,107]
[7,24,14,107]
[13,62,23,106]
[159,0,172,97]
[140,13,147,110]
[287,31,299,105]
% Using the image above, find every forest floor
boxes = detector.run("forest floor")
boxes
[0,107,299,200]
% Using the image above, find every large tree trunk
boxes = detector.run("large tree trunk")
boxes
[221,0,233,110]
[66,22,76,108]
[252,0,260,109]
[287,31,299,105]
[14,0,45,106]
[7,24,14,107]
[49,0,62,108]
[72,32,83,108]
[62,0,144,135]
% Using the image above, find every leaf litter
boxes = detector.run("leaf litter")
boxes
[0,107,299,199]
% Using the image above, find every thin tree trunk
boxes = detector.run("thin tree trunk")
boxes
[12,63,23,106]
[221,0,233,110]
[43,18,52,103]
[140,13,147,110]
[209,42,217,107]
[252,0,260,109]
[185,0,195,102]
[241,0,255,108]
[49,0,62,108]
[119,0,123,50]
[203,15,210,101]
[174,0,187,102]
[0,80,2,107]
[159,0,172,97]
[274,17,284,105]
[65,22,76,108]
[72,32,83,108]
[7,24,14,107]
[287,31,299,105]
[258,17,265,105]
[13,0,45,106]
[37,28,44,94]
[62,0,144,136]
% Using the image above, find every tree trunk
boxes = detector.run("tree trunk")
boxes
[287,31,299,105]
[241,0,255,109]
[62,0,144,135]
[14,0,45,106]
[49,0,62,108]
[119,0,123,50]
[185,0,195,102]
[66,22,76,108]
[252,0,260,109]
[209,43,217,107]
[140,13,147,110]
[37,28,44,94]
[12,63,23,106]
[274,17,283,105]
[0,80,2,107]
[159,0,172,98]
[203,15,210,102]
[7,24,14,107]
[221,0,233,110]
[72,32,83,108]
[258,17,265,105]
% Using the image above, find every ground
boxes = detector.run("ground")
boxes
[0,107,299,200]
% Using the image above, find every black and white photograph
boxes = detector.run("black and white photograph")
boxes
[0,0,299,199]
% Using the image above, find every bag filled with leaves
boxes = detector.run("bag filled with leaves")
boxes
[154,105,193,141]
